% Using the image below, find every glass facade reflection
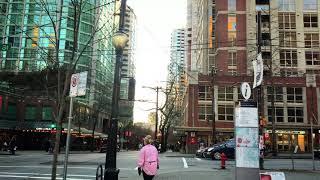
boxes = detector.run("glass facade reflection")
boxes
[0,0,117,130]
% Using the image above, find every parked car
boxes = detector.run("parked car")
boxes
[210,139,235,160]
[196,147,209,158]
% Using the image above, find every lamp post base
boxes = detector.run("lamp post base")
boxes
[104,168,120,180]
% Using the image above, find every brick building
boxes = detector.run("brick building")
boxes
[175,0,320,154]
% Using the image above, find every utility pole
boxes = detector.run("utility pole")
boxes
[257,11,264,170]
[155,87,159,140]
[211,66,216,144]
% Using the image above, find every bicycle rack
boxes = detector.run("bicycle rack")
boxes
[96,164,104,180]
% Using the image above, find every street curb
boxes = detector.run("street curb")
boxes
[262,169,320,174]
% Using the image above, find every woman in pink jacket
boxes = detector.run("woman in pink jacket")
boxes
[137,135,159,180]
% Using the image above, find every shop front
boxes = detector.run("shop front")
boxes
[266,129,309,153]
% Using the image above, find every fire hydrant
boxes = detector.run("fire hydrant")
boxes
[220,153,227,169]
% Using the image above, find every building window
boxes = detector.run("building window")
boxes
[278,13,296,29]
[280,50,297,67]
[198,85,212,101]
[268,107,284,122]
[42,106,53,121]
[218,105,234,121]
[278,0,295,11]
[304,0,317,11]
[228,15,236,46]
[304,14,318,28]
[279,31,297,47]
[198,104,213,121]
[228,52,237,75]
[287,87,303,103]
[305,51,320,66]
[218,87,233,101]
[228,0,236,11]
[267,87,284,102]
[25,105,37,120]
[304,33,319,48]
[280,69,298,77]
[288,107,304,123]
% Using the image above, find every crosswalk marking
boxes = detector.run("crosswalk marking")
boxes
[195,158,202,161]
[0,174,92,180]
[182,158,188,168]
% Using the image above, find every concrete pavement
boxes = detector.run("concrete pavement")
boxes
[0,150,319,179]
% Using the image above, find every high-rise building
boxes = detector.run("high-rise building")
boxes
[118,6,136,122]
[175,0,320,154]
[0,0,120,149]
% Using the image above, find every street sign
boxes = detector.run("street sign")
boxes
[241,82,251,100]
[69,71,88,97]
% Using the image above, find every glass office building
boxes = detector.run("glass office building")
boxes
[0,0,117,133]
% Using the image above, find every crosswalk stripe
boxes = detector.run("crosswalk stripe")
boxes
[182,157,188,168]
[0,174,92,180]
[195,158,202,161]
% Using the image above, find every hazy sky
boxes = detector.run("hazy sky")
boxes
[127,0,187,122]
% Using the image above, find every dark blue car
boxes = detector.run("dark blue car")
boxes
[210,139,235,160]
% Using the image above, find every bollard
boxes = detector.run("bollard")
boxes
[220,153,227,169]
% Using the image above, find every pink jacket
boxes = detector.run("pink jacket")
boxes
[137,144,159,175]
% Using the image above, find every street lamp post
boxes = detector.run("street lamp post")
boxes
[104,0,128,180]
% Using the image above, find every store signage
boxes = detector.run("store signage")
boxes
[266,130,305,134]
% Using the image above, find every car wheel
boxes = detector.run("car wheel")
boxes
[214,152,221,160]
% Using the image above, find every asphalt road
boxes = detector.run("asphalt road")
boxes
[0,150,319,180]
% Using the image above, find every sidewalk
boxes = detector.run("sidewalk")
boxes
[161,150,195,158]
[265,153,315,159]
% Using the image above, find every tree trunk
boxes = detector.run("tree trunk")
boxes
[51,116,63,180]
[91,117,97,152]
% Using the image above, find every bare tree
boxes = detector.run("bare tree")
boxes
[19,0,118,179]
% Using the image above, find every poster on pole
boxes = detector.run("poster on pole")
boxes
[236,147,259,168]
[236,107,258,127]
[253,53,263,88]
[69,73,79,97]
[69,71,88,97]
[236,128,259,148]
[77,71,88,96]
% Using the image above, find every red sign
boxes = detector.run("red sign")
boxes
[189,137,196,144]
[260,174,271,180]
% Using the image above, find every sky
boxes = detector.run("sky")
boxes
[127,0,187,123]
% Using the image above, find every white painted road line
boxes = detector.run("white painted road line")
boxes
[0,172,96,178]
[0,174,92,180]
[182,157,188,168]
[195,158,202,161]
